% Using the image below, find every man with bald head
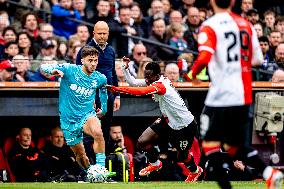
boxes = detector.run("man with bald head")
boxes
[76,21,120,155]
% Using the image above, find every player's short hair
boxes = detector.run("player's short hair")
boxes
[214,0,232,9]
[145,62,161,75]
[81,45,99,58]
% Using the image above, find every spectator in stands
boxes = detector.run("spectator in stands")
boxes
[4,41,19,61]
[179,0,196,17]
[275,16,284,42]
[32,39,57,71]
[2,26,17,43]
[143,0,166,38]
[71,44,83,64]
[12,54,33,82]
[275,43,284,70]
[240,0,253,18]
[168,23,188,57]
[131,2,145,29]
[8,127,47,182]
[253,22,264,38]
[0,11,9,37]
[246,8,259,25]
[169,10,183,25]
[110,6,144,58]
[198,8,208,23]
[51,0,81,39]
[73,0,90,22]
[0,60,17,81]
[93,0,115,25]
[259,36,274,66]
[272,69,284,82]
[115,60,125,82]
[128,43,147,78]
[57,40,69,62]
[21,12,40,41]
[18,31,38,59]
[269,30,282,59]
[38,23,54,44]
[13,0,50,32]
[161,0,171,20]
[41,127,81,181]
[137,57,152,79]
[184,6,200,53]
[263,10,276,37]
[164,63,183,82]
[255,36,277,81]
[108,125,134,154]
[146,18,175,61]
[74,25,90,45]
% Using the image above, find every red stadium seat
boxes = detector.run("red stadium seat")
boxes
[0,148,6,170]
[124,136,135,155]
[37,136,50,150]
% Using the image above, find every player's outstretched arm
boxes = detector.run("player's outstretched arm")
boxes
[106,83,166,96]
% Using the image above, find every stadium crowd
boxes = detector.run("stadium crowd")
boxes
[0,0,283,185]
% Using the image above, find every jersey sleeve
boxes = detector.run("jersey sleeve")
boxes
[122,64,147,86]
[40,63,70,75]
[251,25,264,66]
[99,75,108,115]
[197,25,217,54]
[109,82,166,96]
[189,25,216,79]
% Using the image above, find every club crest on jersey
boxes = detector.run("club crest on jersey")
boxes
[91,80,98,87]
[198,32,208,44]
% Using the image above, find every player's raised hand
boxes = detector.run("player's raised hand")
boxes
[122,56,130,69]
[51,69,64,77]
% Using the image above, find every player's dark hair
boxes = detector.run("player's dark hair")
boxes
[214,0,232,9]
[145,62,161,75]
[81,45,99,58]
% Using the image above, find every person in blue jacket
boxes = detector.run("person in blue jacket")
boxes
[51,0,81,39]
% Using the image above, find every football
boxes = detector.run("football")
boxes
[87,164,108,183]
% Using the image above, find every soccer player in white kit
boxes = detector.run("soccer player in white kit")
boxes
[107,60,203,182]
[190,0,283,188]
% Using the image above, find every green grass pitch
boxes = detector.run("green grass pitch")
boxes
[0,181,272,189]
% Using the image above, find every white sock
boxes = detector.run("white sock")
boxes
[263,166,273,180]
[151,160,161,166]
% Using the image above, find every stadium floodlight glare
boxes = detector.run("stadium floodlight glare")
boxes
[254,92,284,135]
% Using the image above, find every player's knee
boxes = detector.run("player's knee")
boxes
[75,150,88,160]
[93,130,104,141]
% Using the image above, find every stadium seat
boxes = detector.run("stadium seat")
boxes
[124,136,135,155]
[0,146,15,182]
[0,148,6,170]
[3,137,15,157]
[37,136,50,150]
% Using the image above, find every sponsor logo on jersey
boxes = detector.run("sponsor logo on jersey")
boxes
[70,84,95,97]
